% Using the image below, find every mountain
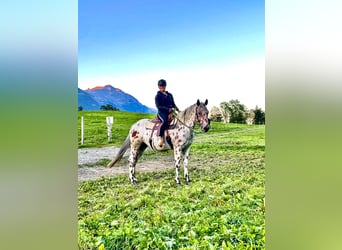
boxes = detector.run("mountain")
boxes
[78,88,99,110]
[78,85,157,114]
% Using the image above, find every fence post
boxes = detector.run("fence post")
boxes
[106,116,114,141]
[81,116,84,145]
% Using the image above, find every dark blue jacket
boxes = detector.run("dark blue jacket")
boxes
[155,91,178,116]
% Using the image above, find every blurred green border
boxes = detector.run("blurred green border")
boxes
[1,1,342,250]
[266,1,342,249]
[0,1,78,249]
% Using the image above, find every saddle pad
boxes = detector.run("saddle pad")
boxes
[145,119,176,130]
[145,120,160,130]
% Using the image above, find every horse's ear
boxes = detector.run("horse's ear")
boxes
[204,99,208,105]
[197,99,200,106]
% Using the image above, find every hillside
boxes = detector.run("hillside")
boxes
[78,85,156,114]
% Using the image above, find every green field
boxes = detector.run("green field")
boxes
[78,111,265,249]
[78,110,155,148]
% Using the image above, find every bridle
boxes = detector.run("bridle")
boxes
[172,111,194,130]
[172,106,208,131]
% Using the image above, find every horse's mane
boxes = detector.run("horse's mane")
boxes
[177,103,197,124]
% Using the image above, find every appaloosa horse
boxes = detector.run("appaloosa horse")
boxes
[107,99,210,185]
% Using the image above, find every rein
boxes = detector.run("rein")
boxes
[172,110,194,131]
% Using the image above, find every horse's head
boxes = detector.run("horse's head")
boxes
[195,99,210,132]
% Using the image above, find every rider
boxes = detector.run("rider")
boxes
[155,79,179,147]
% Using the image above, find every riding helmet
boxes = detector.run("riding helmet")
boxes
[158,79,167,87]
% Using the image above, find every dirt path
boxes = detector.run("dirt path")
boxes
[78,146,174,182]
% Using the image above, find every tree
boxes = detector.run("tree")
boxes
[209,106,223,122]
[245,109,255,125]
[252,106,265,124]
[220,99,247,124]
[100,104,119,111]
[78,106,83,111]
[219,103,230,123]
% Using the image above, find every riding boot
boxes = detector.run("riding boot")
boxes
[158,136,164,147]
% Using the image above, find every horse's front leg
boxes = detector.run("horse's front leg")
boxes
[183,146,191,184]
[174,147,182,185]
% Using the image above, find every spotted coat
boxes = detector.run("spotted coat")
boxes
[107,99,210,185]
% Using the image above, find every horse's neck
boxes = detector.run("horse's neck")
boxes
[178,105,196,128]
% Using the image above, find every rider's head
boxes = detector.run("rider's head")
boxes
[158,79,167,87]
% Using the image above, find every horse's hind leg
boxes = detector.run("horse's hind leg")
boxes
[137,143,147,159]
[128,147,139,184]
[128,157,137,184]
[128,143,147,184]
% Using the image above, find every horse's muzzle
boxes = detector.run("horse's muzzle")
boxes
[204,118,211,132]
[203,124,210,132]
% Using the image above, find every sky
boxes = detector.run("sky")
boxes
[78,0,265,111]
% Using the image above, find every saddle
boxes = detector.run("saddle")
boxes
[145,114,176,135]
[146,113,176,149]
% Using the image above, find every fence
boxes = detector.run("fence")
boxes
[78,113,264,146]
[79,116,114,145]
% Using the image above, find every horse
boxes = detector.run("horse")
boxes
[107,99,210,185]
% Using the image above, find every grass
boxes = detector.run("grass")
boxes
[78,111,265,249]
[78,111,155,148]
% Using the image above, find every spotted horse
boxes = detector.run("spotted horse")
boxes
[107,99,210,185]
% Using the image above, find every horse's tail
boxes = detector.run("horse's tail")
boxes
[107,135,130,168]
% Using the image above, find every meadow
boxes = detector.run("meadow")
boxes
[78,111,265,249]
